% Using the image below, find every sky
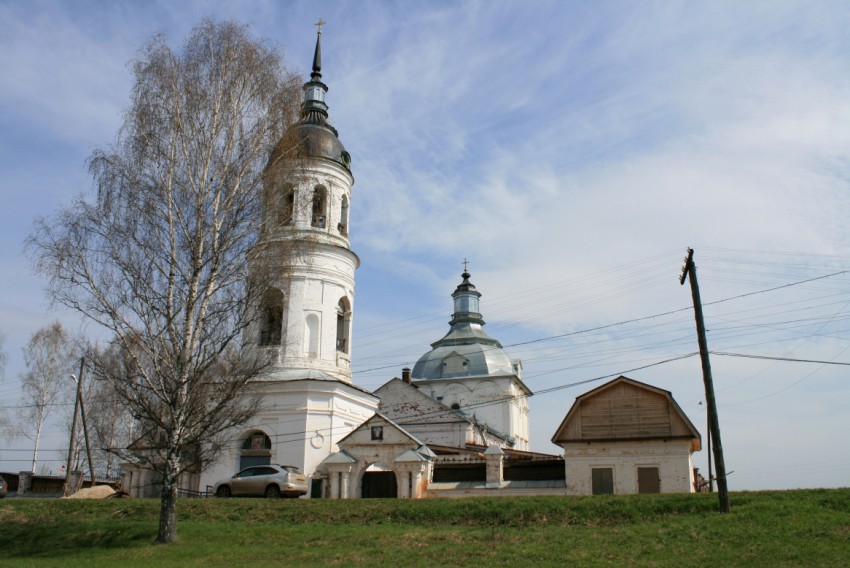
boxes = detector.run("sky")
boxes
[1,0,849,490]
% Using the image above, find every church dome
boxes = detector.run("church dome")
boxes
[268,123,350,170]
[411,271,516,380]
[267,27,351,172]
[411,341,515,380]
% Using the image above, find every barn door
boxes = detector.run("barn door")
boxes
[638,467,660,493]
[591,468,614,495]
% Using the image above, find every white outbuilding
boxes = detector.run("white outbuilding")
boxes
[551,376,701,495]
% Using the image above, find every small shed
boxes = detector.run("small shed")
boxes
[551,376,701,495]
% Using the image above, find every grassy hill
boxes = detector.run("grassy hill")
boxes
[2,489,848,566]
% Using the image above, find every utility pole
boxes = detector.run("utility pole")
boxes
[63,358,84,496]
[680,248,730,512]
[707,413,713,492]
[75,361,97,488]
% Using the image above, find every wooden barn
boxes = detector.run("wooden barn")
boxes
[551,376,701,495]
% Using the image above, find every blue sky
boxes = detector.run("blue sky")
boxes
[2,0,849,489]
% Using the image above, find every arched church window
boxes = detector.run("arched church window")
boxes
[336,297,351,353]
[258,288,284,346]
[338,195,349,236]
[280,185,295,226]
[242,432,272,450]
[305,313,320,358]
[311,186,327,228]
[240,431,272,470]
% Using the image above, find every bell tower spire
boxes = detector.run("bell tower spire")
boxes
[312,18,324,78]
[302,20,329,124]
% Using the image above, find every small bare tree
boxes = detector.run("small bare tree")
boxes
[28,19,301,543]
[17,322,77,473]
[0,330,6,378]
[0,331,13,437]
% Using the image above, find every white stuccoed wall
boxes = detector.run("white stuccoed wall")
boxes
[563,439,696,494]
[422,375,530,451]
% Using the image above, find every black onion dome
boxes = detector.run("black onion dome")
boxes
[268,123,350,170]
[266,27,351,171]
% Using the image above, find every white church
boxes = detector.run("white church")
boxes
[125,29,702,499]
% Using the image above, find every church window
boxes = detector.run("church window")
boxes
[242,432,272,450]
[338,195,349,236]
[336,297,351,353]
[311,186,327,228]
[280,185,295,225]
[305,313,320,358]
[239,431,272,470]
[258,289,284,346]
[371,426,384,441]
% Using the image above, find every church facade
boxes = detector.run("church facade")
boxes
[192,30,701,500]
[200,29,534,496]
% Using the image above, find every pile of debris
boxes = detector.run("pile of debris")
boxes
[63,485,127,499]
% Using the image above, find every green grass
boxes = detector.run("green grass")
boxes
[1,489,848,567]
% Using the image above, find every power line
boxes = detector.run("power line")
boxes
[712,352,850,366]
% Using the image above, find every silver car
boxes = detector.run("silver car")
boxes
[214,465,308,498]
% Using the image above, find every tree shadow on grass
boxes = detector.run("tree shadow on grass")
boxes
[1,519,155,559]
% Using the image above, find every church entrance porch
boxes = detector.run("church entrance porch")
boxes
[361,470,398,498]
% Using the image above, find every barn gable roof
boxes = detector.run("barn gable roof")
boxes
[551,376,701,452]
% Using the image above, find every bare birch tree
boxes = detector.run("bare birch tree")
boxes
[28,19,301,543]
[17,322,76,473]
[0,331,13,438]
[0,331,6,378]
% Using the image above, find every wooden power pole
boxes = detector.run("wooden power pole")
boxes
[76,361,97,488]
[63,357,85,496]
[64,358,97,494]
[680,247,731,513]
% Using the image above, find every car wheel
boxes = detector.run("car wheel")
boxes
[265,485,282,498]
[216,485,231,498]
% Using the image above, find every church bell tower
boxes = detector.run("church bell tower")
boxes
[236,25,378,480]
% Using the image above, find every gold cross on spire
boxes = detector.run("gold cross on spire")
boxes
[462,258,470,272]
[315,18,326,35]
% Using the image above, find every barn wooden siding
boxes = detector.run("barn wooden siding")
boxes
[562,382,695,442]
